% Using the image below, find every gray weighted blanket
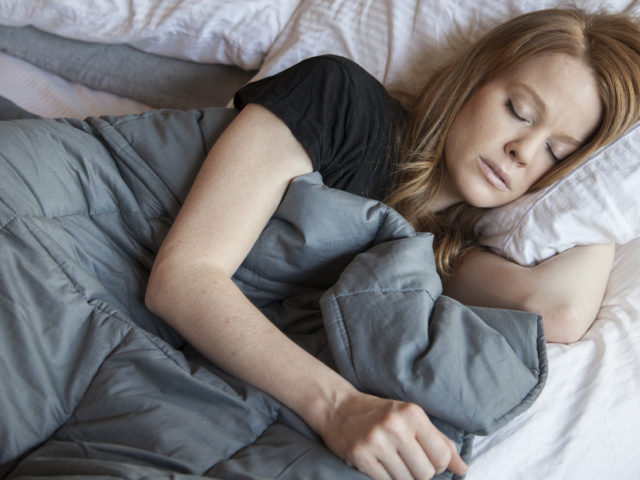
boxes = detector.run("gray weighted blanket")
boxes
[0,107,546,479]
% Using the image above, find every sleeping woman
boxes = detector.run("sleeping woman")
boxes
[145,8,640,480]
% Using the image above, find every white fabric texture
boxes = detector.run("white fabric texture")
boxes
[257,0,639,104]
[256,0,640,265]
[0,0,301,70]
[468,236,640,479]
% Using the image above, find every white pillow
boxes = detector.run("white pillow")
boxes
[257,0,638,105]
[256,0,640,265]
[475,122,640,265]
[0,0,300,70]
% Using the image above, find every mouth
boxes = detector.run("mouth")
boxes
[477,157,511,191]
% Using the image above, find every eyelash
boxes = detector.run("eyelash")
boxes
[507,100,528,122]
[506,100,562,163]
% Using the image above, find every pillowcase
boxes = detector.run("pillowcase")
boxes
[475,122,640,265]
[0,0,300,70]
[255,0,640,264]
[256,0,637,105]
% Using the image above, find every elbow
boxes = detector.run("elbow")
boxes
[145,260,171,318]
[145,252,231,327]
[145,254,187,321]
[541,302,593,344]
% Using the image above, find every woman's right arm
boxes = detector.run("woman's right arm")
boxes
[444,242,615,343]
[145,104,466,480]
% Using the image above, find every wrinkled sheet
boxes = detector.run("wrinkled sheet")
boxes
[0,108,546,479]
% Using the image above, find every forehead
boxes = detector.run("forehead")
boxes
[497,52,602,141]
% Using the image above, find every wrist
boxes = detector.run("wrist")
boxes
[298,374,358,438]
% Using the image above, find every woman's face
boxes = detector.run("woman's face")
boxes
[441,52,602,210]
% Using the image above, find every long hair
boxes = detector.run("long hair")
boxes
[385,8,640,277]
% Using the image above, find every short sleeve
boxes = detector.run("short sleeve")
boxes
[234,55,405,199]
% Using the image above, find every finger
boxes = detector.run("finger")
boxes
[351,429,414,480]
[345,442,393,480]
[397,439,437,480]
[354,456,393,480]
[378,450,415,480]
[416,427,465,476]
[444,436,468,476]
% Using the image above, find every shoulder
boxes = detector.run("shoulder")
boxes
[292,54,379,83]
[233,55,405,199]
[235,55,392,110]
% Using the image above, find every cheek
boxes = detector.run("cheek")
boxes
[524,160,556,190]
[445,107,476,162]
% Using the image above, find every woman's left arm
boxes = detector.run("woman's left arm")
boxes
[444,242,616,343]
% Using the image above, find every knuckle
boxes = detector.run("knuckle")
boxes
[363,426,383,447]
[382,402,422,431]
[345,444,366,466]
[402,402,425,419]
[344,443,383,479]
[433,462,448,476]
[425,465,437,479]
[417,464,437,480]
[380,412,403,436]
[433,448,452,475]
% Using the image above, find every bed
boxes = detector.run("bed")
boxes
[0,1,639,479]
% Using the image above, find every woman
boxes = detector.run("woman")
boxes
[145,8,640,480]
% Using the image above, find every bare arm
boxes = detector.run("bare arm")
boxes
[444,242,615,343]
[145,104,466,480]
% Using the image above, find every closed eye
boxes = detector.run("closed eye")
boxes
[507,100,529,123]
[508,100,564,162]
[546,144,563,163]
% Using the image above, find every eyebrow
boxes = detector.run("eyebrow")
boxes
[516,81,582,147]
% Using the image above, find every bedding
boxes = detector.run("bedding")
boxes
[0,95,38,120]
[4,0,640,264]
[0,51,152,119]
[0,0,300,70]
[1,1,640,479]
[0,108,546,479]
[254,0,640,103]
[0,26,256,111]
[252,0,640,265]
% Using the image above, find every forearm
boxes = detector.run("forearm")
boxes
[147,262,467,478]
[145,262,355,435]
[444,242,615,343]
[144,103,467,478]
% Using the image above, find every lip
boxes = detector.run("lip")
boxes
[477,157,511,191]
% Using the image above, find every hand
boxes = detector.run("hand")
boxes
[320,391,468,480]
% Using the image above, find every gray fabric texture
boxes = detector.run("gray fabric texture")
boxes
[0,26,255,109]
[0,96,39,120]
[0,107,547,479]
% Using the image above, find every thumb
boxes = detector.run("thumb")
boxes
[445,437,468,476]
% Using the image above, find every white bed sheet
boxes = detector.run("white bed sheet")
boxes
[469,236,640,479]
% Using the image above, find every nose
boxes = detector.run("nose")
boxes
[505,137,536,167]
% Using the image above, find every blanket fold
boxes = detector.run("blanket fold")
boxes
[317,230,545,435]
[0,107,546,480]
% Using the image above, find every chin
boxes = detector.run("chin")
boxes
[463,193,500,209]
[464,189,516,209]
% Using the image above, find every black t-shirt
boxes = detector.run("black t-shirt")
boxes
[234,55,406,200]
